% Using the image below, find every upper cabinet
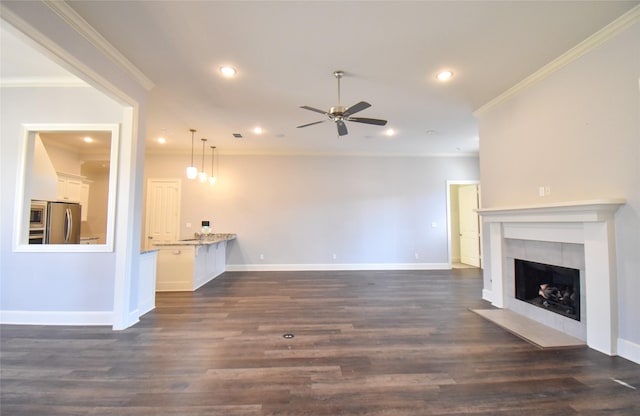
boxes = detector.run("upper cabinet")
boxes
[57,172,84,202]
[57,172,90,221]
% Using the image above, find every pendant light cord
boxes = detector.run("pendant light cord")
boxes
[190,129,196,166]
[211,146,216,176]
[200,138,207,171]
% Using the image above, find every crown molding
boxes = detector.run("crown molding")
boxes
[474,5,640,117]
[43,1,154,91]
[0,77,88,88]
[1,4,136,106]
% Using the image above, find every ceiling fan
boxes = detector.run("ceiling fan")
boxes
[297,70,387,136]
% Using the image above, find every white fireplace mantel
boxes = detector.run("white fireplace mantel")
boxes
[476,198,626,223]
[477,199,625,356]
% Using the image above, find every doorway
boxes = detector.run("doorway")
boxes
[447,181,481,269]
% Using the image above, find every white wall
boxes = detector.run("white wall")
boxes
[0,86,122,315]
[478,21,640,357]
[145,154,479,269]
[1,2,149,328]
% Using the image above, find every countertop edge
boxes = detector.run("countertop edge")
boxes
[153,234,237,247]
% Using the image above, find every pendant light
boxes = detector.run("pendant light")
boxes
[198,138,208,183]
[185,128,198,179]
[209,146,217,185]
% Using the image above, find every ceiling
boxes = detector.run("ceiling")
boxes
[2,1,638,156]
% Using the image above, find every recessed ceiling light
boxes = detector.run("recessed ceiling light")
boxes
[253,126,263,134]
[157,137,166,144]
[426,130,437,135]
[384,128,395,136]
[436,71,453,81]
[220,66,236,77]
[83,136,93,143]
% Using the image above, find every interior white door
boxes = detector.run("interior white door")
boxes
[145,179,180,251]
[458,184,480,267]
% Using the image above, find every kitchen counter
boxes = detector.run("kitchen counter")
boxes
[153,233,236,291]
[153,233,236,247]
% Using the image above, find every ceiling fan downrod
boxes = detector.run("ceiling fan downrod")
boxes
[334,70,344,106]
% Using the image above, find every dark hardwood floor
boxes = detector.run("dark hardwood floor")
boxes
[2,269,639,415]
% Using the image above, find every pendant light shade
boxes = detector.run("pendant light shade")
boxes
[198,138,208,183]
[209,146,217,185]
[186,129,198,179]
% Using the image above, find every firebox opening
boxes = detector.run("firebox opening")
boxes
[514,259,580,321]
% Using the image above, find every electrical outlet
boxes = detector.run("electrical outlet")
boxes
[539,186,545,197]
[332,253,337,260]
[186,222,192,228]
[431,222,437,228]
[414,252,419,260]
[259,254,264,261]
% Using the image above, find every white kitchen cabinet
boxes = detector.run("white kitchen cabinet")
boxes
[57,173,83,202]
[57,172,90,220]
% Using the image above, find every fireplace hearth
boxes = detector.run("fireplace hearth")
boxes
[514,259,580,321]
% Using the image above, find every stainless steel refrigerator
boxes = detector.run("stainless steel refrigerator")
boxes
[46,202,81,244]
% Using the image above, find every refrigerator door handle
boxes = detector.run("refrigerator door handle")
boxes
[65,208,72,242]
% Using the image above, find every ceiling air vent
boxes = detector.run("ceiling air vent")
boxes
[232,133,243,138]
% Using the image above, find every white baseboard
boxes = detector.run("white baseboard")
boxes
[482,289,494,303]
[0,310,113,326]
[617,338,640,365]
[226,262,450,272]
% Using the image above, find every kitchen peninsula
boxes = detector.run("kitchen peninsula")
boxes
[154,233,236,291]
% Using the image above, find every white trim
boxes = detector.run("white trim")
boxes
[0,77,88,87]
[474,5,640,116]
[0,310,112,326]
[617,338,640,365]
[477,199,626,224]
[478,201,625,356]
[0,5,144,106]
[482,289,494,303]
[42,1,155,90]
[226,263,450,272]
[13,123,120,253]
[111,106,137,330]
[446,180,481,269]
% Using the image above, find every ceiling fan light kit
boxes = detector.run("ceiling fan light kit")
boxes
[297,70,387,137]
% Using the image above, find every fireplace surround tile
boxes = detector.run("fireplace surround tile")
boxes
[504,238,586,340]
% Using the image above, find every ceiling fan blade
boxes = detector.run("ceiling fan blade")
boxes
[336,120,348,136]
[343,101,371,117]
[297,120,326,128]
[300,105,328,115]
[347,117,388,126]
